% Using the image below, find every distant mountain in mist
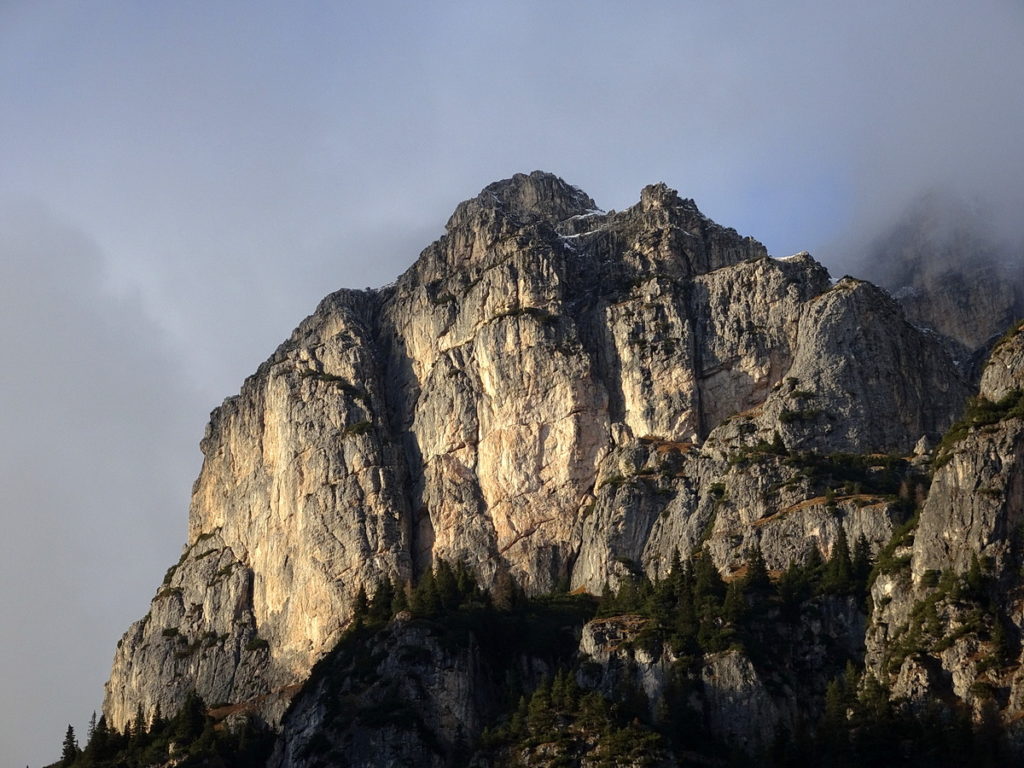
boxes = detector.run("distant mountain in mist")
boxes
[856,192,1024,356]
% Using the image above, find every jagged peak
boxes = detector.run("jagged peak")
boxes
[482,171,597,221]
[637,181,699,215]
[447,171,598,230]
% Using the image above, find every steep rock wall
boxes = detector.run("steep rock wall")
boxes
[865,323,1024,739]
[104,171,968,730]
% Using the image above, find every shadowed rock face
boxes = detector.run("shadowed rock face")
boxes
[861,324,1024,737]
[103,171,969,732]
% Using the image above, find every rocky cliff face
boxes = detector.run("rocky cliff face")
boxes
[269,615,496,768]
[576,602,863,755]
[103,172,972,748]
[865,321,1024,737]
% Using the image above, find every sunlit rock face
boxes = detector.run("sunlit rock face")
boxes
[104,171,968,730]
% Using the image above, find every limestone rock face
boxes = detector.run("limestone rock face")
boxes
[577,598,864,756]
[579,615,675,707]
[751,277,968,454]
[700,651,778,752]
[905,324,1024,591]
[105,289,416,729]
[104,171,968,732]
[980,321,1024,401]
[105,532,274,729]
[578,617,782,755]
[864,323,1024,737]
[912,420,1024,580]
[269,617,494,768]
[899,272,1019,355]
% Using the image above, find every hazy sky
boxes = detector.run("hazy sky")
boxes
[2,2,1022,764]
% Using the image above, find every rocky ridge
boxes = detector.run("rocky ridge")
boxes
[102,172,1002,764]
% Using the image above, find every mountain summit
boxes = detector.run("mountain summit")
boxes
[84,174,1024,767]
[474,170,598,223]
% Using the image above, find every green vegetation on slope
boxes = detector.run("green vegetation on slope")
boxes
[56,496,1015,767]
[55,692,273,768]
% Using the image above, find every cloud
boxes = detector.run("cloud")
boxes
[4,3,1022,360]
[1,1,1022,763]
[0,201,206,766]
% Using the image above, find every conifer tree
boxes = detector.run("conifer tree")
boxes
[598,582,614,616]
[668,549,686,595]
[777,558,811,611]
[804,544,824,574]
[561,671,580,712]
[508,695,529,737]
[722,580,746,625]
[527,679,555,735]
[551,669,569,710]
[615,576,642,613]
[149,703,165,736]
[61,724,79,765]
[742,545,771,595]
[453,560,478,600]
[647,571,676,626]
[966,554,985,601]
[852,533,873,586]
[392,580,410,614]
[820,678,849,754]
[369,577,395,622]
[822,529,853,594]
[614,666,650,723]
[992,616,1010,663]
[85,715,111,760]
[578,691,606,731]
[843,661,859,694]
[691,549,725,607]
[491,569,522,611]
[352,584,369,621]
[434,559,460,610]
[133,702,149,747]
[173,691,207,744]
[671,586,699,656]
[411,564,441,615]
[771,430,786,454]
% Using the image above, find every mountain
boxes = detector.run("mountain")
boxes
[856,192,1024,359]
[68,172,1024,766]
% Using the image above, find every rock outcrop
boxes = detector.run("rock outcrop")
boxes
[103,171,970,743]
[269,616,494,768]
[864,321,1024,742]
